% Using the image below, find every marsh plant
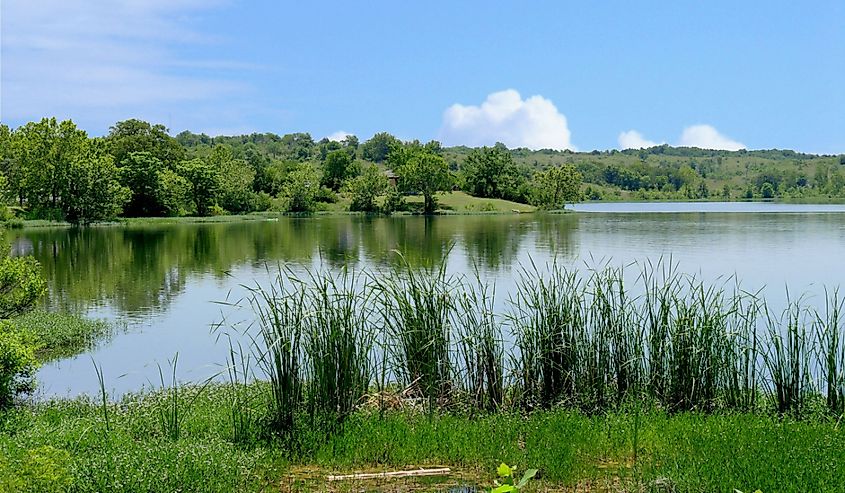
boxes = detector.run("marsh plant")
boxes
[234,256,845,430]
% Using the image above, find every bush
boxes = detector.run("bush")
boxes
[0,322,38,408]
[381,187,405,215]
[314,186,338,204]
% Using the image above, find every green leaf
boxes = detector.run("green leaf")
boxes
[496,463,512,478]
[515,469,538,489]
[492,484,515,493]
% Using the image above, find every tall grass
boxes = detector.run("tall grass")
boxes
[302,268,374,427]
[372,255,455,409]
[235,257,845,421]
[454,271,503,411]
[247,267,305,437]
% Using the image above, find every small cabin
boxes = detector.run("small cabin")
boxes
[384,170,399,187]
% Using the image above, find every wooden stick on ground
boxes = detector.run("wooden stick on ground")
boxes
[327,467,451,481]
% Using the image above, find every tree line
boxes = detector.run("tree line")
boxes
[0,119,583,224]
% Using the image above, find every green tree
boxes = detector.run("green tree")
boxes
[531,164,582,209]
[362,132,400,163]
[347,165,388,212]
[321,150,358,191]
[282,166,320,212]
[118,152,169,216]
[760,182,775,199]
[390,145,452,214]
[207,145,257,213]
[181,158,220,216]
[63,143,131,224]
[461,145,526,201]
[9,118,88,214]
[106,119,184,168]
[156,168,191,216]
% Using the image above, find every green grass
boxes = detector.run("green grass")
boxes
[11,310,114,362]
[1,386,844,492]
[404,191,536,213]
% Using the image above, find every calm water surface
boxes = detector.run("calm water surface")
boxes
[11,202,845,397]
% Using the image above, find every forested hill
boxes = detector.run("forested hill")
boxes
[176,129,845,202]
[2,118,844,226]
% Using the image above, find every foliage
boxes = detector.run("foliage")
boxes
[390,144,453,214]
[462,145,528,202]
[106,119,184,169]
[118,152,173,217]
[346,164,388,212]
[181,158,221,216]
[0,446,73,493]
[63,145,131,224]
[492,463,538,493]
[0,322,38,408]
[530,164,582,209]
[282,166,320,212]
[321,150,359,192]
[361,132,401,163]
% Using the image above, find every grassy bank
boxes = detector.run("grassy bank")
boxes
[11,310,114,362]
[1,386,843,492]
[5,261,845,491]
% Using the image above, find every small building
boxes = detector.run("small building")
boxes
[384,169,398,187]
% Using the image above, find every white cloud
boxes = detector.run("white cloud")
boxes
[618,124,746,151]
[678,124,745,151]
[618,130,661,149]
[439,89,575,150]
[0,0,250,133]
[326,131,352,142]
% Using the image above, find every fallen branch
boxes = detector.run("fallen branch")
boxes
[327,467,451,481]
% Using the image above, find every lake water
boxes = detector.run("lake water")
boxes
[11,202,845,398]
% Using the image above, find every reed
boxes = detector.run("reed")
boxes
[372,254,455,409]
[302,267,374,427]
[238,258,843,420]
[247,267,305,436]
[454,271,504,411]
[816,288,845,415]
[763,296,812,416]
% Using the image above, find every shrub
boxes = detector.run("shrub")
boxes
[0,322,39,408]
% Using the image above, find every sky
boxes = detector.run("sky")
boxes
[1,1,843,154]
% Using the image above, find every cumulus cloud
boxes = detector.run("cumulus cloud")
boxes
[619,124,746,151]
[439,89,575,150]
[0,0,250,133]
[326,131,352,142]
[618,130,662,149]
[678,124,745,151]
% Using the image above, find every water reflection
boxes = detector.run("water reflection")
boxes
[12,215,575,318]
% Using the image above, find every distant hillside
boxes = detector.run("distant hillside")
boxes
[176,130,845,202]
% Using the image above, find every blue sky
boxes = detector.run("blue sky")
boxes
[2,1,843,153]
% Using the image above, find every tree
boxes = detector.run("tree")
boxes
[207,145,257,213]
[321,150,358,191]
[106,119,184,168]
[9,118,88,213]
[531,164,582,209]
[390,145,452,214]
[760,182,775,199]
[347,165,388,212]
[461,146,527,201]
[362,132,400,163]
[282,166,320,212]
[118,152,169,217]
[63,143,131,224]
[181,158,220,216]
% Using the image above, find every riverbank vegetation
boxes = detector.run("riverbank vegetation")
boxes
[3,259,845,491]
[4,118,843,225]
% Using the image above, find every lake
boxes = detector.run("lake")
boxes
[11,202,845,397]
